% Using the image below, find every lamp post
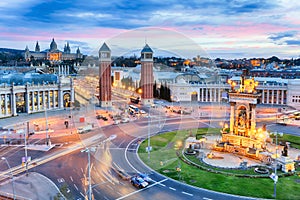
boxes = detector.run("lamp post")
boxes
[81,147,96,200]
[1,157,16,200]
[44,102,50,146]
[271,131,283,198]
[147,112,151,160]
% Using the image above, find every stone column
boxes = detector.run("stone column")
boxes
[214,88,217,102]
[218,88,221,102]
[32,91,35,112]
[281,90,285,104]
[42,91,45,110]
[262,89,265,104]
[251,104,256,132]
[37,91,40,111]
[230,102,235,134]
[48,91,51,109]
[58,65,61,76]
[11,93,17,116]
[25,84,30,113]
[271,90,274,104]
[276,90,279,104]
[201,88,204,102]
[205,88,208,102]
[266,89,269,104]
[209,88,213,102]
[52,90,56,108]
[4,94,8,115]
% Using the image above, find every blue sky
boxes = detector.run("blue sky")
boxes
[0,0,300,59]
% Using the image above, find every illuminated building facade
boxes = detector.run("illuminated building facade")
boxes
[0,74,74,118]
[24,38,83,62]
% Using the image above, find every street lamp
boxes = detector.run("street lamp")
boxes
[1,157,16,200]
[81,147,96,200]
[270,131,283,199]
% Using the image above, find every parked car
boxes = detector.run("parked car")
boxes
[121,118,130,123]
[130,176,149,188]
[139,110,147,114]
[96,115,102,119]
[137,173,152,183]
[113,120,121,125]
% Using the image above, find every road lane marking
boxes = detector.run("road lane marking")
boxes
[182,191,193,196]
[70,176,73,182]
[74,184,78,190]
[203,197,213,200]
[106,184,113,190]
[80,192,85,197]
[169,187,176,191]
[116,178,168,200]
[159,183,166,187]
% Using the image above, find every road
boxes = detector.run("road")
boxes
[1,100,299,199]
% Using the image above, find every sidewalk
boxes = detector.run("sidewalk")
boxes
[0,172,64,200]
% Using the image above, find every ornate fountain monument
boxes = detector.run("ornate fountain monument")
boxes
[213,77,266,161]
[213,76,295,172]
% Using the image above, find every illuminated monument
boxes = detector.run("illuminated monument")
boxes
[214,76,295,172]
[216,76,269,159]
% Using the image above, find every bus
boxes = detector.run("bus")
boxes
[129,105,139,115]
[130,96,140,104]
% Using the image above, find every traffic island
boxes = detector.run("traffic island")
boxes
[138,128,300,200]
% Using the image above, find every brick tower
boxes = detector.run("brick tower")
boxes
[140,44,154,105]
[99,42,112,107]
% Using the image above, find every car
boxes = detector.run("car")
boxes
[121,118,130,123]
[113,120,121,125]
[96,115,102,119]
[102,116,108,121]
[130,176,149,188]
[137,173,152,183]
[139,110,147,114]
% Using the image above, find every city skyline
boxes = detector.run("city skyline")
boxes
[0,0,300,59]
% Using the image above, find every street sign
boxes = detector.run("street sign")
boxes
[22,156,31,163]
[270,173,278,183]
[146,146,152,152]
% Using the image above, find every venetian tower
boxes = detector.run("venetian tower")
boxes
[98,42,112,107]
[140,44,154,105]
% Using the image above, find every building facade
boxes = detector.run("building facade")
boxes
[24,38,83,62]
[0,76,74,118]
[168,76,300,109]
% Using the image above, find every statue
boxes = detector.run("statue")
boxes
[282,143,288,157]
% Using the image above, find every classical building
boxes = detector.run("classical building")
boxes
[168,75,300,109]
[24,38,83,62]
[0,72,74,118]
[98,43,112,107]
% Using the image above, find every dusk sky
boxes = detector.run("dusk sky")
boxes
[0,0,300,59]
